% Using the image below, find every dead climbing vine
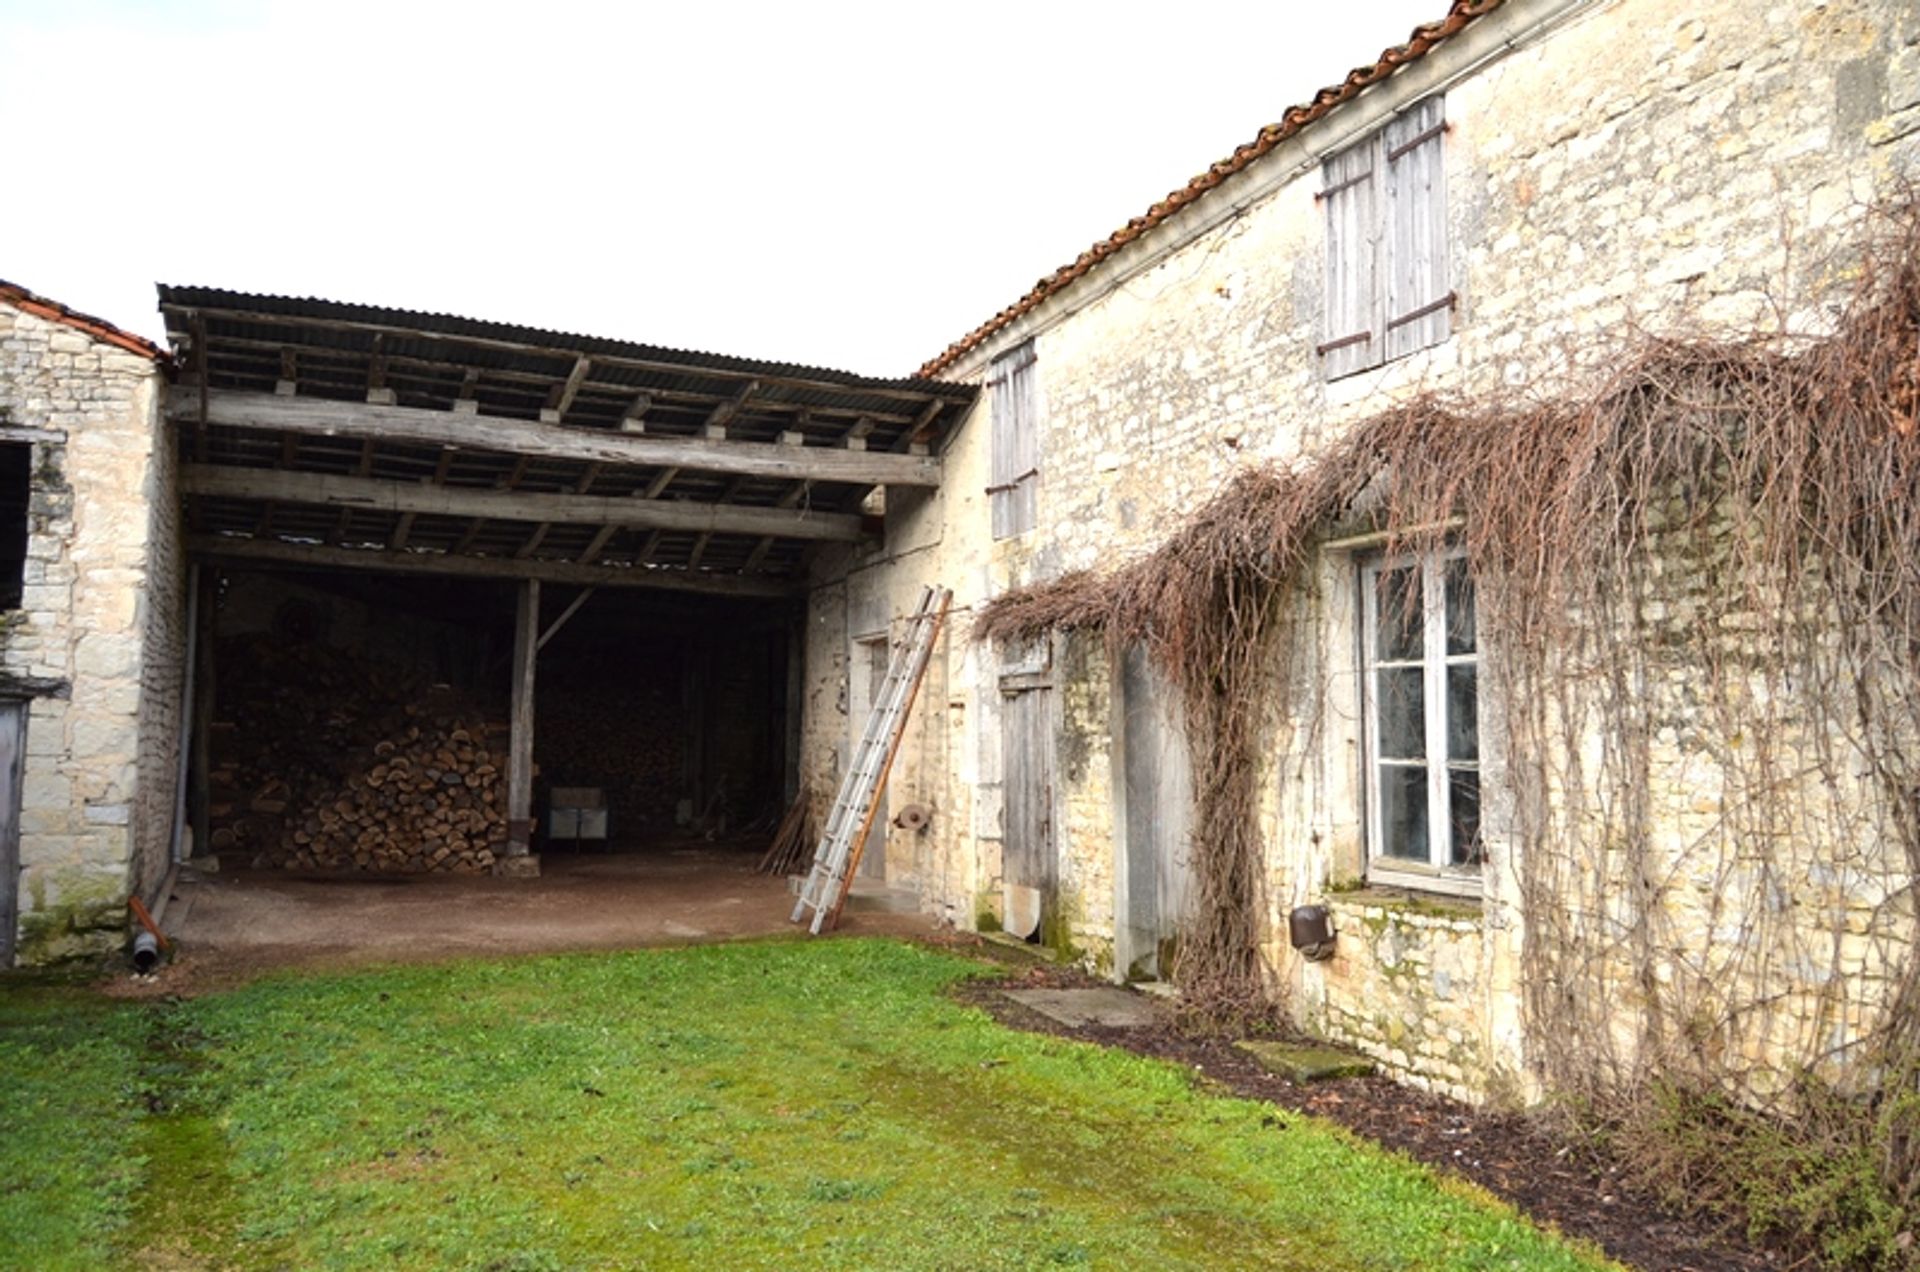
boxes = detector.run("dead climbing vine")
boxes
[976,201,1920,1263]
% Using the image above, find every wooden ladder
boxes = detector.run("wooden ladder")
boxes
[791,584,951,934]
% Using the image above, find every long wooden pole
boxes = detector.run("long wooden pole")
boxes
[822,591,950,931]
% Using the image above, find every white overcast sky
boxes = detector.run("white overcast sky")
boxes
[2,0,1441,376]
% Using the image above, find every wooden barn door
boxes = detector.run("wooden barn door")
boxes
[0,702,27,967]
[1115,646,1192,981]
[999,678,1054,941]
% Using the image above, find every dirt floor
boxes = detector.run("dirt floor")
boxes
[962,960,1786,1272]
[143,843,933,991]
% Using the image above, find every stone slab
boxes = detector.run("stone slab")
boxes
[1235,1040,1375,1082]
[1002,987,1161,1028]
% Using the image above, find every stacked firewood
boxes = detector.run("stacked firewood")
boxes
[537,684,683,831]
[209,636,507,873]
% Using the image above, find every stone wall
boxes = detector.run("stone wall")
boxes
[809,0,1920,1102]
[0,301,177,963]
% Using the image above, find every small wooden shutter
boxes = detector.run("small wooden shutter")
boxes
[989,342,1038,539]
[1383,96,1451,362]
[1320,140,1380,380]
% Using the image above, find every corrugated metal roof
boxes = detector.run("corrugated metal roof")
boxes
[157,285,971,400]
[916,0,1503,378]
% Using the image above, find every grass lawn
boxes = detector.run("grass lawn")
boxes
[0,939,1614,1270]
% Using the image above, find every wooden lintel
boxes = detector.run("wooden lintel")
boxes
[170,388,943,488]
[181,464,865,542]
[185,533,802,597]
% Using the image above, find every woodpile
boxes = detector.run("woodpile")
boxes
[755,791,815,876]
[537,660,683,833]
[209,636,507,873]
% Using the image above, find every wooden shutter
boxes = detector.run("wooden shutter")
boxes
[1320,140,1380,380]
[989,342,1038,539]
[1383,96,1451,362]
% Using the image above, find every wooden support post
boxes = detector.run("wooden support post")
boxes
[502,578,541,875]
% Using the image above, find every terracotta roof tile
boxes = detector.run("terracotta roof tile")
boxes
[916,0,1502,378]
[0,279,169,363]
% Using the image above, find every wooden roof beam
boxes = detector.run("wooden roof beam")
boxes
[704,380,760,439]
[620,393,652,433]
[842,414,877,452]
[186,534,800,597]
[455,367,482,415]
[171,388,942,488]
[542,356,592,424]
[181,464,867,541]
[366,334,392,405]
[893,399,942,454]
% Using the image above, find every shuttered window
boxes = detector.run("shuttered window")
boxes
[1319,95,1452,378]
[988,341,1038,540]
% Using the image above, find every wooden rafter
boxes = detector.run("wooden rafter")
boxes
[171,388,942,488]
[187,534,799,597]
[704,379,760,438]
[180,464,867,541]
[544,355,592,424]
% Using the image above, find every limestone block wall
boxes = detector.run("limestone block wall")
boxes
[1315,894,1489,1105]
[0,302,178,963]
[837,0,1920,1101]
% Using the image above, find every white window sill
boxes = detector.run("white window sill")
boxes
[1366,860,1483,900]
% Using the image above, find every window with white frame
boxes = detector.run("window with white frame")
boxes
[987,341,1038,539]
[1319,95,1452,379]
[1361,548,1482,892]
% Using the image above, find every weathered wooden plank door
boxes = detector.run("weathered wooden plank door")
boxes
[1000,682,1054,941]
[0,702,28,967]
[1115,646,1192,981]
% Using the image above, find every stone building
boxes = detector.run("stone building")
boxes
[0,282,180,965]
[813,0,1920,1102]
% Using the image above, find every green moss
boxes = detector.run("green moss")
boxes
[974,894,1003,933]
[1331,888,1482,923]
[14,874,127,966]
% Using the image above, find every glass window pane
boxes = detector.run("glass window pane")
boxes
[1449,768,1483,866]
[1445,557,1475,655]
[1380,764,1429,861]
[1374,565,1423,661]
[1375,668,1425,759]
[1447,665,1478,762]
